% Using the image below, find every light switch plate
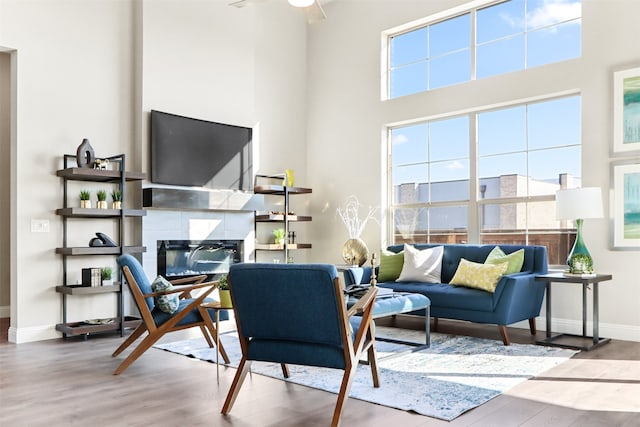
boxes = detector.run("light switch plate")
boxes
[31,219,50,233]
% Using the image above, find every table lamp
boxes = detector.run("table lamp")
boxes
[556,187,603,274]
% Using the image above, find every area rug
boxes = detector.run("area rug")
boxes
[154,327,577,421]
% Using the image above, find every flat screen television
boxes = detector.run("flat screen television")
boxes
[150,110,253,191]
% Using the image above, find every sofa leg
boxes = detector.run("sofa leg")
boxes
[529,318,536,335]
[498,325,511,345]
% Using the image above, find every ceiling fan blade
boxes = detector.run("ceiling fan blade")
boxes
[304,0,326,24]
[229,0,268,8]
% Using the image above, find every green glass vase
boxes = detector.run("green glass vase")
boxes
[567,219,594,274]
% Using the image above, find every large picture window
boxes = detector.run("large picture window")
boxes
[389,95,581,264]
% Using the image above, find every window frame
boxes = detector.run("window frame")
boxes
[382,0,581,100]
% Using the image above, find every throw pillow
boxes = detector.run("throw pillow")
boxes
[485,246,525,274]
[449,258,508,293]
[397,244,444,283]
[151,275,179,314]
[377,249,404,282]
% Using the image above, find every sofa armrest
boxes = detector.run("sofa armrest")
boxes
[492,271,547,323]
[343,267,373,286]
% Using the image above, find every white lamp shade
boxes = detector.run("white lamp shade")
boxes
[288,0,315,7]
[556,187,604,220]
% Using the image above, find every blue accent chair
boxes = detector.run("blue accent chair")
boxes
[222,263,379,427]
[113,254,229,375]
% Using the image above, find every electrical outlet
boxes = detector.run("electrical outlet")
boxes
[30,219,50,233]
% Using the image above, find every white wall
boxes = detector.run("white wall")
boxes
[306,0,640,341]
[0,0,309,342]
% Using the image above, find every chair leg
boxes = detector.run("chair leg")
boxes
[364,322,379,387]
[529,318,537,335]
[280,363,290,378]
[200,325,214,348]
[199,308,231,364]
[221,358,252,414]
[367,343,379,388]
[113,333,162,375]
[112,323,147,357]
[432,317,439,332]
[498,325,511,345]
[332,362,358,427]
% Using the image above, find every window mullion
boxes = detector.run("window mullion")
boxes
[468,112,480,243]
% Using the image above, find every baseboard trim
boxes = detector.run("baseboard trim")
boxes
[8,324,60,344]
[511,317,640,343]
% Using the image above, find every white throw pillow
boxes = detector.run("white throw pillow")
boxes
[397,244,444,283]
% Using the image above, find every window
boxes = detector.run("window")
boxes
[389,95,581,264]
[387,0,582,99]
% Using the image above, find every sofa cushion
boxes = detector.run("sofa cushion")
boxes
[449,258,508,293]
[377,281,498,312]
[377,249,404,282]
[386,244,545,283]
[485,246,524,274]
[397,244,443,283]
[151,275,179,314]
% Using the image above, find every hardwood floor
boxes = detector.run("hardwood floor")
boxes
[1,317,639,427]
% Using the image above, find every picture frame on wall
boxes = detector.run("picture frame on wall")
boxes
[613,66,640,154]
[611,160,640,249]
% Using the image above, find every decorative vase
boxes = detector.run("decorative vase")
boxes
[76,138,95,168]
[97,201,108,209]
[219,290,233,308]
[80,200,91,209]
[342,237,369,266]
[567,219,594,274]
[112,201,122,209]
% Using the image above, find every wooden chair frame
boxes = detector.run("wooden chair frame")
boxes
[222,277,379,427]
[112,266,230,375]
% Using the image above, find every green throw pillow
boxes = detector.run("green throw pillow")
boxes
[151,275,179,314]
[484,246,525,274]
[377,249,404,282]
[449,258,508,293]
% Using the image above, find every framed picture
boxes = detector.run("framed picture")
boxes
[613,66,640,153]
[611,161,640,249]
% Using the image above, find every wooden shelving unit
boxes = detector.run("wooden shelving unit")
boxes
[55,153,146,338]
[253,174,312,262]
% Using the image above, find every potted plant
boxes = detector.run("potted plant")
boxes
[96,189,108,209]
[101,266,114,286]
[111,189,122,209]
[80,190,91,208]
[218,274,232,308]
[273,228,286,246]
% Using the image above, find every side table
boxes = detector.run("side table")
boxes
[535,272,612,351]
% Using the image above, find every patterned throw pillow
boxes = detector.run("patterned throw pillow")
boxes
[397,244,444,283]
[449,258,508,293]
[377,249,404,282]
[484,246,525,274]
[151,275,179,314]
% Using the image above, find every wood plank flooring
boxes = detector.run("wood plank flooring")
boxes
[1,317,639,427]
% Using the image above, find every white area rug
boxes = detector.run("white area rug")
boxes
[154,327,577,421]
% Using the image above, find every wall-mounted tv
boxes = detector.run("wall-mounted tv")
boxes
[150,110,253,191]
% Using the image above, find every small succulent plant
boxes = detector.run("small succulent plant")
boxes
[80,190,91,201]
[96,189,107,202]
[101,266,113,280]
[111,189,122,202]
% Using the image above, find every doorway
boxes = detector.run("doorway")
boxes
[0,50,13,342]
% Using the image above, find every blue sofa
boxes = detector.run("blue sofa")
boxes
[343,243,548,345]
